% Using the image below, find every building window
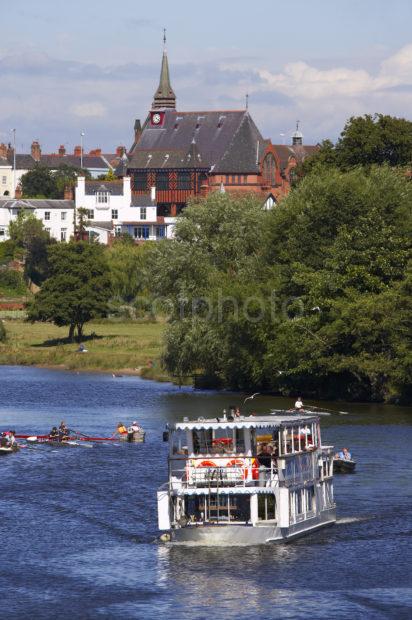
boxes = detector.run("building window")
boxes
[45,228,51,235]
[156,172,169,190]
[140,207,147,220]
[263,154,276,186]
[1,176,6,185]
[86,209,94,220]
[231,175,236,184]
[133,225,149,239]
[177,171,191,190]
[111,209,118,220]
[158,203,171,217]
[96,191,109,204]
[61,211,66,221]
[0,228,5,237]
[225,175,230,184]
[44,211,50,221]
[133,172,147,191]
[60,228,67,242]
[237,175,242,184]
[243,175,248,183]
[156,225,166,238]
[115,225,122,236]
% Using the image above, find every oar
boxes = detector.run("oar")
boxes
[306,405,350,415]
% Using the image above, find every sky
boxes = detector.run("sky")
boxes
[1,0,412,153]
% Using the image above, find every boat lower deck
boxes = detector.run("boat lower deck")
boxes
[168,507,336,546]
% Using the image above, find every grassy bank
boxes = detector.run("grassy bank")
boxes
[0,319,172,380]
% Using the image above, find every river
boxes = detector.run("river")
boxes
[0,366,411,619]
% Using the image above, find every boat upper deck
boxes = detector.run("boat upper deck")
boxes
[172,413,319,432]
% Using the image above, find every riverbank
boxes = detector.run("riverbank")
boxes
[0,319,172,381]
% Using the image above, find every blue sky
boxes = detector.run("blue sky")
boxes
[1,0,412,153]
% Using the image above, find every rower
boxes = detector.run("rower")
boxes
[59,421,69,440]
[49,426,60,440]
[294,397,304,412]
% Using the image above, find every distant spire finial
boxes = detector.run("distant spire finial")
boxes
[246,93,249,110]
[163,28,166,49]
[296,120,300,131]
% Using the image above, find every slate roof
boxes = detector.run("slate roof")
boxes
[0,199,74,209]
[85,181,124,195]
[128,110,265,174]
[131,194,155,206]
[87,221,113,231]
[6,154,111,171]
[0,156,10,167]
[272,144,319,170]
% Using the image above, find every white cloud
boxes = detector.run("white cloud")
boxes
[71,102,106,118]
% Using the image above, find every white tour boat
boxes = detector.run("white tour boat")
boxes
[157,412,336,545]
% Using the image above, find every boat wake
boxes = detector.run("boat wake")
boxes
[336,516,370,525]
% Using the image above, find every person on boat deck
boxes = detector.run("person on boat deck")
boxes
[295,397,304,411]
[337,447,352,460]
[49,426,60,439]
[234,407,241,418]
[257,444,273,468]
[8,430,16,446]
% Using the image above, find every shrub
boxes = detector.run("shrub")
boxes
[0,269,26,295]
[0,321,6,342]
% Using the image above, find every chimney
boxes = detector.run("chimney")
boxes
[15,185,22,199]
[116,145,126,157]
[89,148,102,156]
[0,143,7,158]
[31,140,41,162]
[134,119,142,143]
[7,143,14,160]
[58,144,66,156]
[74,145,82,157]
[150,186,156,203]
[64,186,73,200]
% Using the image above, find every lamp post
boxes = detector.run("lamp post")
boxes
[80,131,85,169]
[11,128,16,197]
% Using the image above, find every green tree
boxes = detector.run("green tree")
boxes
[107,238,155,303]
[21,166,57,198]
[8,210,55,285]
[54,164,91,196]
[27,242,111,341]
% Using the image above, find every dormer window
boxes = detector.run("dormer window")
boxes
[96,191,109,204]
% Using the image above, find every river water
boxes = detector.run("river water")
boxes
[0,366,411,620]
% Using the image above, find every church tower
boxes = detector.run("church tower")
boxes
[152,30,176,110]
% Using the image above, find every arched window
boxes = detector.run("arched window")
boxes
[262,154,276,186]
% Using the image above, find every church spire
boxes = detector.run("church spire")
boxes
[152,29,176,110]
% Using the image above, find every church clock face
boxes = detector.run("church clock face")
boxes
[151,112,163,126]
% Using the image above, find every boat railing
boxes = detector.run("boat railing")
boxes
[168,465,279,491]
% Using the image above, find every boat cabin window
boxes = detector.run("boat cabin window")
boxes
[258,494,276,521]
[184,494,250,523]
[171,430,188,456]
[192,429,213,454]
[256,429,279,457]
[192,428,246,455]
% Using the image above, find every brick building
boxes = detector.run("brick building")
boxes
[121,43,304,215]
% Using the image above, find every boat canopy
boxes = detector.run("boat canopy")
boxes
[173,415,318,432]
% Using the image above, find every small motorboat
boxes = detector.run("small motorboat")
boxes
[333,458,356,473]
[119,428,146,443]
[0,444,20,455]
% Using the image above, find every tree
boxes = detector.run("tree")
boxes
[27,242,111,341]
[21,166,57,198]
[107,238,155,303]
[21,164,91,199]
[302,114,412,173]
[8,210,55,285]
[53,164,91,196]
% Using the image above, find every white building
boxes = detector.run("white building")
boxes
[75,176,176,243]
[0,156,13,197]
[0,199,74,242]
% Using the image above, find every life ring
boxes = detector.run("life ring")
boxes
[212,437,232,445]
[197,460,218,468]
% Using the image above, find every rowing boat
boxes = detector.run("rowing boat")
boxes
[333,458,356,473]
[0,445,19,455]
[25,436,93,448]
